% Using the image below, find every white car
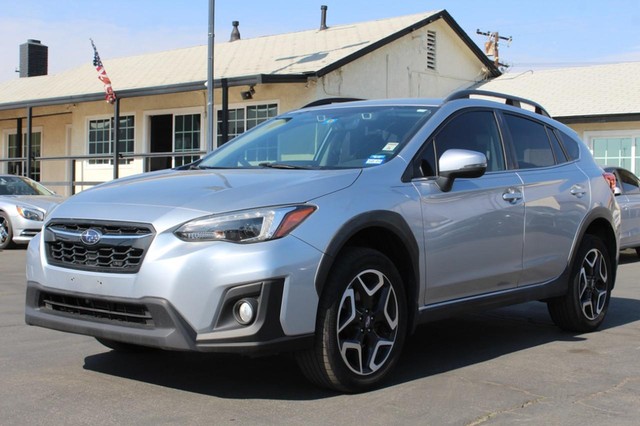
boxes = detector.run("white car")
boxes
[0,175,63,249]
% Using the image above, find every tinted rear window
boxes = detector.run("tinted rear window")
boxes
[504,114,555,169]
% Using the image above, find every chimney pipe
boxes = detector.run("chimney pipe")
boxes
[230,21,241,42]
[320,5,328,30]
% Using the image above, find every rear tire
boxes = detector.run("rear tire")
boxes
[547,234,612,332]
[635,247,640,258]
[296,247,407,392]
[0,212,15,250]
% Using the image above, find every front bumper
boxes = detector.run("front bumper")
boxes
[11,214,42,244]
[25,280,313,354]
[25,231,323,353]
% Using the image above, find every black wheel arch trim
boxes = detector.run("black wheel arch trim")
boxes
[569,205,619,288]
[314,210,420,327]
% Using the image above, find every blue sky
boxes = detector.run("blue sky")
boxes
[1,0,639,83]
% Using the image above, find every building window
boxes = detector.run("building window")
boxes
[591,136,637,173]
[174,114,201,167]
[7,132,41,181]
[88,116,134,164]
[217,103,278,146]
[426,30,436,70]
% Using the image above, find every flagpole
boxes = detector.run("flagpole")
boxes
[206,0,215,152]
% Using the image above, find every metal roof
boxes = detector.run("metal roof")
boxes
[477,62,640,120]
[0,9,499,111]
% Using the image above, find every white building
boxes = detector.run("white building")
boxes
[0,9,500,195]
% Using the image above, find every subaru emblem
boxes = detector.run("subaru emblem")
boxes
[80,228,102,245]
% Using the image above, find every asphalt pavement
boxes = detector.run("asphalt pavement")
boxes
[1,247,639,425]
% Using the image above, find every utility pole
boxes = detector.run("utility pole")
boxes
[477,29,512,68]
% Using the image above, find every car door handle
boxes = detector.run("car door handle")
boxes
[570,185,587,198]
[502,188,523,204]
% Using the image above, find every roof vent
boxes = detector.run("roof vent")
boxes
[19,39,48,78]
[320,5,328,30]
[230,21,241,42]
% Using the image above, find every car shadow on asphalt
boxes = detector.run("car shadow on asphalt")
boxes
[82,296,640,400]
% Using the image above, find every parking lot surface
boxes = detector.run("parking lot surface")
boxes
[1,248,639,425]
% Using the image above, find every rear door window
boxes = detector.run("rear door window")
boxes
[504,114,555,169]
[546,127,568,163]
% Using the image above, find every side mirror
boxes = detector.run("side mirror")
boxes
[436,149,487,192]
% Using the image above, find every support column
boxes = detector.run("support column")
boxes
[15,118,22,175]
[113,97,120,180]
[221,78,229,145]
[26,107,33,179]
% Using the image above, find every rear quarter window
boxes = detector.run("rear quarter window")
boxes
[556,130,580,161]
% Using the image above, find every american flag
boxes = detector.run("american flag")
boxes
[90,39,117,104]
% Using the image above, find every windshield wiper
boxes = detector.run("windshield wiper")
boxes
[188,164,225,170]
[258,162,315,170]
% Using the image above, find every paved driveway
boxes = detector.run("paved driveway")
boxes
[1,248,639,425]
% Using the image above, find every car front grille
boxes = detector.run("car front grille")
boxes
[39,291,154,326]
[44,220,155,273]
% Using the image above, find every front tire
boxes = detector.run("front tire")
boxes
[296,247,407,392]
[0,212,14,250]
[547,234,612,332]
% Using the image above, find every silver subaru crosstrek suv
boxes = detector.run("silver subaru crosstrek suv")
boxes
[25,90,620,392]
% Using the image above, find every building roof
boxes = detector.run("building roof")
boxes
[0,9,499,111]
[477,62,640,121]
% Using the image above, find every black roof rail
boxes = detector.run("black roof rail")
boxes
[444,89,551,118]
[302,97,364,108]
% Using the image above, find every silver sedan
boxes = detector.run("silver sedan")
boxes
[0,175,63,249]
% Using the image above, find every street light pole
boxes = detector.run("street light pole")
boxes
[206,0,215,152]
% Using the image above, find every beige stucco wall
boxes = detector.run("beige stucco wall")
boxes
[315,20,490,99]
[569,121,640,138]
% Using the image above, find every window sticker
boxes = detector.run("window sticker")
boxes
[365,154,387,165]
[382,142,399,152]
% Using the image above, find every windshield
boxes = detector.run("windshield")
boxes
[198,105,436,169]
[0,176,54,196]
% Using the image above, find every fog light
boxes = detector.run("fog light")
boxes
[233,298,258,325]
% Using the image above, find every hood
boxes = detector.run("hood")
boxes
[0,195,63,213]
[50,168,360,229]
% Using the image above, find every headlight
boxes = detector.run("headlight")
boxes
[16,205,45,221]
[174,205,317,243]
